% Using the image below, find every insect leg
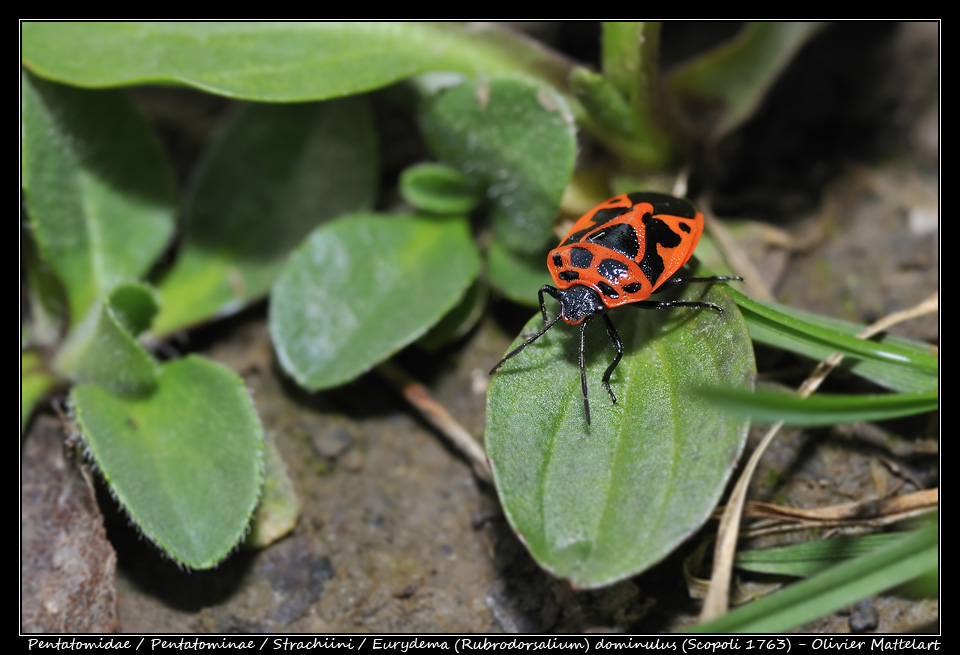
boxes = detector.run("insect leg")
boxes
[579,318,593,425]
[634,299,726,314]
[538,285,560,324]
[600,313,623,405]
[645,276,742,314]
[661,275,743,286]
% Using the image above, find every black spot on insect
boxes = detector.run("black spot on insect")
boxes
[552,253,563,268]
[597,258,629,283]
[570,247,594,269]
[559,270,580,282]
[623,282,643,294]
[627,191,698,219]
[587,223,640,260]
[590,206,634,227]
[638,215,684,284]
[597,281,619,298]
[560,206,634,246]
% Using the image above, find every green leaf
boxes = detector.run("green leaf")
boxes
[690,521,937,633]
[21,71,176,326]
[418,280,487,351]
[486,285,754,588]
[271,213,481,390]
[399,162,483,215]
[670,22,826,137]
[245,436,300,549]
[732,289,938,393]
[419,77,576,255]
[571,22,675,169]
[22,22,575,102]
[54,283,160,395]
[22,351,57,432]
[735,533,907,577]
[153,98,378,335]
[487,240,553,308]
[704,386,938,427]
[71,356,263,569]
[22,226,67,347]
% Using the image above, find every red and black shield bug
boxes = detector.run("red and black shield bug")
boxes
[490,192,742,424]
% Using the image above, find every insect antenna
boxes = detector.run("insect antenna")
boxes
[489,313,563,375]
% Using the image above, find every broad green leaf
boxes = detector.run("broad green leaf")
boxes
[271,213,481,390]
[735,533,907,577]
[22,351,57,432]
[670,22,826,137]
[54,282,160,395]
[71,356,263,569]
[22,22,575,103]
[703,386,938,427]
[487,240,553,308]
[690,521,937,633]
[21,71,176,326]
[486,285,754,588]
[399,162,483,215]
[732,289,938,393]
[419,77,576,255]
[153,98,378,335]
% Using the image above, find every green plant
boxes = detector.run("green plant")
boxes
[21,22,935,629]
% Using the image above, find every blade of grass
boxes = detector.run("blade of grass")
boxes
[704,387,938,426]
[732,288,938,379]
[735,533,910,577]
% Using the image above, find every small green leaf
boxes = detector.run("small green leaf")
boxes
[419,77,576,255]
[245,436,300,549]
[732,288,938,393]
[54,283,160,395]
[704,386,938,426]
[22,351,57,432]
[400,162,483,215]
[670,22,826,137]
[23,23,575,102]
[271,213,481,390]
[21,71,176,326]
[487,240,553,308]
[736,533,908,577]
[690,521,937,633]
[72,356,264,569]
[153,98,378,334]
[570,67,636,138]
[22,226,67,347]
[486,285,754,588]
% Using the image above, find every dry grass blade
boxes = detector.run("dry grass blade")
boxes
[723,488,938,538]
[743,488,938,522]
[703,210,775,303]
[378,361,492,483]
